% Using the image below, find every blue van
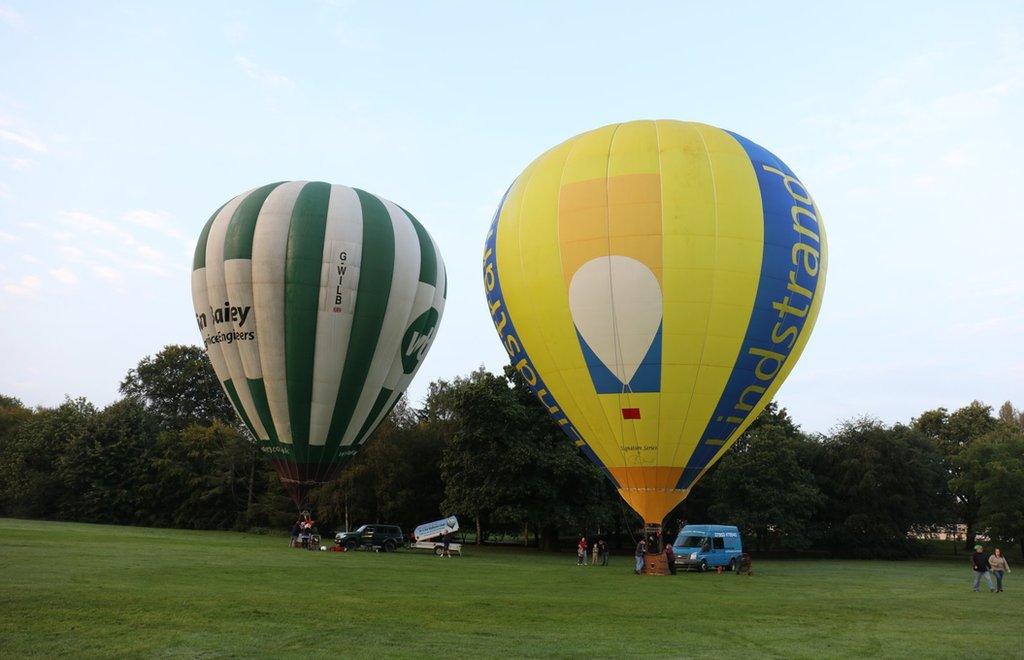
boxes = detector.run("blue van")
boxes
[672,525,743,572]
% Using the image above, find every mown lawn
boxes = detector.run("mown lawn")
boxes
[0,518,1021,658]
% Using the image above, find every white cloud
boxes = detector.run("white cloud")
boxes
[90,265,121,282]
[0,155,33,170]
[3,274,41,297]
[235,56,294,89]
[0,181,11,199]
[49,267,78,285]
[0,229,15,242]
[136,244,164,261]
[941,149,971,168]
[18,220,77,242]
[21,254,40,264]
[59,210,138,246]
[0,127,47,153]
[0,5,24,30]
[58,245,84,260]
[131,261,170,277]
[122,209,183,240]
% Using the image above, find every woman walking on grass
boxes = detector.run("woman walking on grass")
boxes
[989,548,1011,592]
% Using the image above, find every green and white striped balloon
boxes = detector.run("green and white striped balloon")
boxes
[191,182,446,505]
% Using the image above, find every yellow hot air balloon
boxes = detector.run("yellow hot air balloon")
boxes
[483,120,826,527]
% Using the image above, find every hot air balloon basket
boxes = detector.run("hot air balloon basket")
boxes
[642,553,670,576]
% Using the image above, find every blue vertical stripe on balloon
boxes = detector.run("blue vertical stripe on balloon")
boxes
[677,130,822,489]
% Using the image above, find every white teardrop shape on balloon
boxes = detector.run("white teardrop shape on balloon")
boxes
[568,255,663,387]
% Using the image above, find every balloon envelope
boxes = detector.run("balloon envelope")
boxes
[193,181,446,504]
[483,120,826,524]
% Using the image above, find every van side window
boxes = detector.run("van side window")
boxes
[713,537,725,550]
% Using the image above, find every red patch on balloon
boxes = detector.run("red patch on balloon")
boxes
[621,408,641,420]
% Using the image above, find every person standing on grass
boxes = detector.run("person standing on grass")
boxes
[577,537,588,565]
[971,544,995,592]
[664,542,677,575]
[592,539,600,565]
[634,538,647,575]
[599,539,609,566]
[440,532,451,559]
[989,548,1010,592]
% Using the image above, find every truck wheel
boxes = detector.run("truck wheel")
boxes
[384,540,396,553]
[699,559,709,573]
[728,558,737,572]
[433,546,443,556]
[344,540,356,551]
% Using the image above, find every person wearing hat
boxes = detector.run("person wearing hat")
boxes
[971,544,995,592]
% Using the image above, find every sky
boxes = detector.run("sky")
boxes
[0,2,1021,433]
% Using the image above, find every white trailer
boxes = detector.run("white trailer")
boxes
[411,516,462,556]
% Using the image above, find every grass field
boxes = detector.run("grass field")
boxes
[1,519,1021,658]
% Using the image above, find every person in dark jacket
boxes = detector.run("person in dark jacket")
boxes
[664,543,677,575]
[634,538,647,574]
[971,544,995,592]
[599,539,609,566]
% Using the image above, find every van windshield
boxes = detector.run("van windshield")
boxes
[679,536,706,548]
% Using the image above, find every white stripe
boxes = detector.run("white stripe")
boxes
[340,198,420,446]
[191,267,236,409]
[224,258,262,381]
[251,181,307,444]
[206,199,269,440]
[191,192,250,420]
[355,235,446,442]
[308,185,363,447]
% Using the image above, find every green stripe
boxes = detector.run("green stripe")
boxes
[353,387,393,445]
[400,206,437,285]
[223,379,257,438]
[246,377,279,443]
[324,189,396,453]
[224,182,285,260]
[192,207,222,271]
[284,182,331,457]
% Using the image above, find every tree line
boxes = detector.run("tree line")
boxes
[1,344,1022,558]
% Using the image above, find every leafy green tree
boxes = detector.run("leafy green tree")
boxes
[311,397,446,532]
[149,421,278,529]
[953,426,1024,556]
[53,398,159,524]
[120,344,235,430]
[998,401,1023,428]
[0,397,96,518]
[914,401,999,546]
[0,395,33,516]
[439,368,617,548]
[817,418,951,558]
[691,404,822,552]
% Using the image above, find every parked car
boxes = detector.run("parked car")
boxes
[335,524,405,552]
[672,524,742,572]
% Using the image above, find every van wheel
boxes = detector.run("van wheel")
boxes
[383,540,396,553]
[344,540,356,551]
[699,560,708,573]
[433,546,443,556]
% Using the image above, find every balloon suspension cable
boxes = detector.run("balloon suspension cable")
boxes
[618,499,640,546]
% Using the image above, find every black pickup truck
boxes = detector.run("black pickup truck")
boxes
[335,524,404,552]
